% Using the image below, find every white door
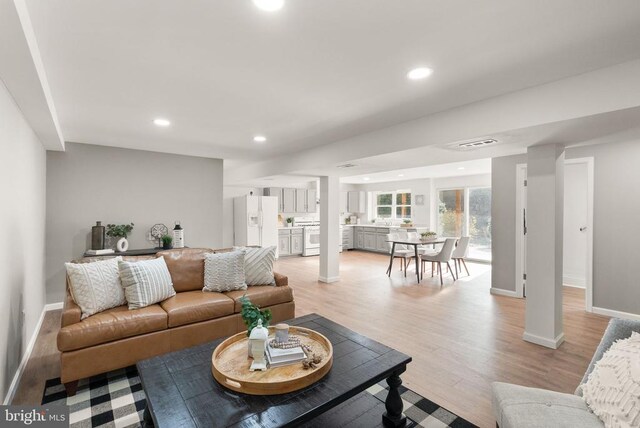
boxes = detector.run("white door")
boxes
[563,163,589,288]
[246,196,260,246]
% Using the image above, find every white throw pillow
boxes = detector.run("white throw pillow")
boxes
[203,250,247,292]
[118,257,176,309]
[65,256,126,319]
[234,246,276,286]
[582,331,640,428]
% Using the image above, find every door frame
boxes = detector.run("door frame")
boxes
[515,164,527,298]
[514,158,594,311]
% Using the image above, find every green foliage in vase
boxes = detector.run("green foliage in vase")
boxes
[240,295,272,336]
[106,223,134,239]
[161,234,173,246]
[286,217,294,224]
[421,231,437,239]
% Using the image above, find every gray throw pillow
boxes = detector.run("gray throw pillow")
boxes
[234,246,276,286]
[65,256,126,319]
[118,257,176,309]
[203,250,247,292]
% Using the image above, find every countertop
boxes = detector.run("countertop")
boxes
[278,226,304,229]
[341,224,429,229]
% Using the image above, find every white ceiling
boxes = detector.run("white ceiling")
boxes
[24,0,640,165]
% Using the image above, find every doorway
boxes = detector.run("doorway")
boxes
[514,158,594,311]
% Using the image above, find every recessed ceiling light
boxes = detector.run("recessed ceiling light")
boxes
[253,135,267,143]
[253,0,284,12]
[153,118,171,127]
[407,67,433,81]
[398,174,405,177]
[363,177,370,181]
[458,167,466,170]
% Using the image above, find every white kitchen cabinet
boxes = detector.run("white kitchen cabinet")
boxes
[306,189,317,213]
[282,188,296,213]
[340,191,348,213]
[348,191,366,213]
[263,188,283,212]
[278,234,291,256]
[291,234,303,255]
[295,189,307,213]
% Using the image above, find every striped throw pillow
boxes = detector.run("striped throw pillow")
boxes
[203,250,247,292]
[65,256,126,319]
[235,246,276,286]
[118,257,176,309]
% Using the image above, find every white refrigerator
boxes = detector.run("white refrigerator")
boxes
[233,195,279,254]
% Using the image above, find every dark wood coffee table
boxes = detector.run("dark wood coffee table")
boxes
[137,313,412,428]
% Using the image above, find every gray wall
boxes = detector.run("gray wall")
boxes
[492,140,640,315]
[491,154,527,293]
[0,80,47,401]
[46,143,224,303]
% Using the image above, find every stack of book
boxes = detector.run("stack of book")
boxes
[85,249,115,256]
[266,343,306,368]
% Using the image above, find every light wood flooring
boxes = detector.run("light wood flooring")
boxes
[13,251,610,428]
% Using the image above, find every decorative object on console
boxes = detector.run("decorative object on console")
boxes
[118,257,176,309]
[203,250,247,292]
[65,256,126,319]
[235,246,277,286]
[84,248,114,256]
[581,331,640,427]
[286,217,294,228]
[91,221,106,250]
[240,294,272,336]
[402,219,413,228]
[249,319,269,372]
[106,222,134,252]
[161,234,173,250]
[172,221,184,248]
[150,223,169,248]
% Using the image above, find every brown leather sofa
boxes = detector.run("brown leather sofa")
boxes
[57,248,295,395]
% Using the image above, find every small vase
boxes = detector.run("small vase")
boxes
[162,243,173,250]
[116,237,129,252]
[286,223,292,228]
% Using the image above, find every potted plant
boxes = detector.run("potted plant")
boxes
[106,223,134,252]
[286,217,294,228]
[421,231,437,241]
[161,234,173,250]
[402,219,413,228]
[240,294,272,355]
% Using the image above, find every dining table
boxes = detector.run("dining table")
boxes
[386,237,447,283]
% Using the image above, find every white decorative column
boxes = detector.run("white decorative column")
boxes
[524,143,565,349]
[319,176,340,283]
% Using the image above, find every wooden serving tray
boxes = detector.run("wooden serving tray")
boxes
[211,326,333,395]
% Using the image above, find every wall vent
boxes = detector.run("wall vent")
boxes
[337,163,358,169]
[457,139,497,149]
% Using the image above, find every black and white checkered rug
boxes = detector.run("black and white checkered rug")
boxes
[42,367,476,427]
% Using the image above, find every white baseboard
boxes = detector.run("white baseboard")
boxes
[563,275,586,288]
[490,287,520,298]
[592,306,640,321]
[3,301,63,405]
[523,331,565,349]
[318,276,340,283]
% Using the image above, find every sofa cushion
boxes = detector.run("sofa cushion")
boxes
[492,382,603,428]
[203,250,247,292]
[119,258,176,309]
[157,248,215,292]
[160,291,235,328]
[57,304,168,352]
[225,285,294,313]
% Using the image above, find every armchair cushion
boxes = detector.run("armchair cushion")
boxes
[492,382,602,428]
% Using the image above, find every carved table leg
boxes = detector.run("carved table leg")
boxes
[383,367,407,427]
[142,405,155,428]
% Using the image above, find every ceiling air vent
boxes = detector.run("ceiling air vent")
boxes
[336,163,358,169]
[458,139,497,149]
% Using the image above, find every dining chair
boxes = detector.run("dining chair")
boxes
[452,236,471,277]
[386,233,415,277]
[419,238,457,285]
